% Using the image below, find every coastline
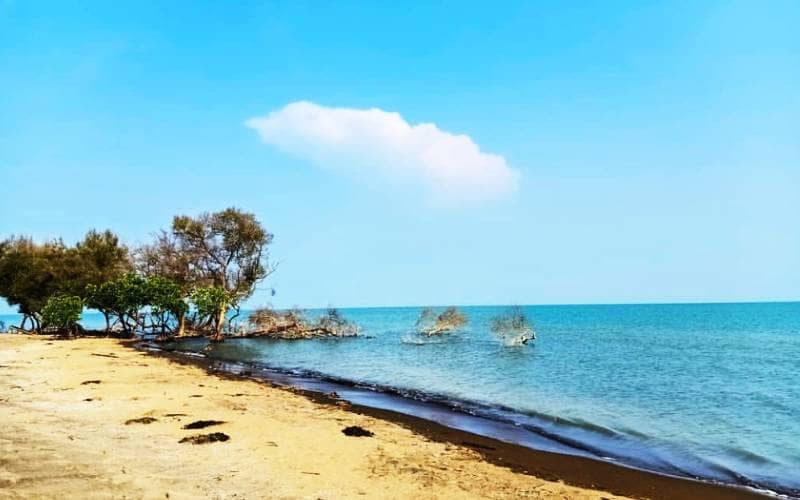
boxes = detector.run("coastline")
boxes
[148,342,774,500]
[0,335,769,499]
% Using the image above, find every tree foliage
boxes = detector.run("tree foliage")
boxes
[0,237,69,331]
[66,230,131,295]
[0,231,129,333]
[0,209,273,340]
[189,286,232,338]
[172,208,273,341]
[84,273,186,337]
[41,294,84,335]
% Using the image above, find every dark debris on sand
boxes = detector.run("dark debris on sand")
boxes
[342,425,374,437]
[179,432,230,444]
[183,420,225,430]
[81,380,101,385]
[125,416,158,425]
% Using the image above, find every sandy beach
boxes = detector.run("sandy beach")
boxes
[0,335,766,499]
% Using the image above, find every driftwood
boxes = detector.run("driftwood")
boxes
[490,307,536,345]
[244,307,358,340]
[416,307,467,336]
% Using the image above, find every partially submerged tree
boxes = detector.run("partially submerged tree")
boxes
[415,307,468,336]
[490,306,536,345]
[247,306,358,339]
[171,208,273,341]
[189,286,232,337]
[41,294,84,336]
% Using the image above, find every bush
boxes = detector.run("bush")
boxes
[416,307,467,335]
[41,294,83,334]
[490,306,536,345]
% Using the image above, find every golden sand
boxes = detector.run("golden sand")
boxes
[0,335,624,499]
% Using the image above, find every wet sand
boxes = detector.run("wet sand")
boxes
[0,335,766,499]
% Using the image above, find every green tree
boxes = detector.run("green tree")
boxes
[136,231,195,336]
[172,208,273,341]
[0,237,69,332]
[0,231,129,333]
[85,273,149,336]
[41,294,83,336]
[189,286,231,337]
[66,230,131,296]
[143,275,188,335]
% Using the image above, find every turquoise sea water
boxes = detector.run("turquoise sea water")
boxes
[3,302,799,494]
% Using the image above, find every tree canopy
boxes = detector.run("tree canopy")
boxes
[0,209,273,341]
[171,208,273,340]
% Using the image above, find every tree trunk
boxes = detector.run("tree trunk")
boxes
[176,312,186,337]
[103,311,110,334]
[212,308,226,342]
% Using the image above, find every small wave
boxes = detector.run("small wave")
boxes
[719,446,778,466]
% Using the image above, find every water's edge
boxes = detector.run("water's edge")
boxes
[135,342,783,499]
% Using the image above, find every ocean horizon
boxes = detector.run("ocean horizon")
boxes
[4,301,799,495]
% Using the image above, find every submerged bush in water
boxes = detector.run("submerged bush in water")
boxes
[490,306,536,345]
[416,307,468,336]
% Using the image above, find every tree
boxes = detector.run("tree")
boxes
[136,231,195,336]
[67,230,131,296]
[85,273,150,336]
[85,273,187,337]
[0,237,69,332]
[189,286,232,337]
[172,208,273,341]
[0,231,129,333]
[41,294,83,336]
[144,276,188,336]
[415,307,468,336]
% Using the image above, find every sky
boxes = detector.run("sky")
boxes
[1,1,798,313]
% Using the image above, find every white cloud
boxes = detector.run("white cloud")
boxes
[245,101,519,204]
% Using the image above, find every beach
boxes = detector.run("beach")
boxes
[0,334,769,499]
[0,334,625,499]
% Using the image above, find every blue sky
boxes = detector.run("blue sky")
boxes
[1,1,798,313]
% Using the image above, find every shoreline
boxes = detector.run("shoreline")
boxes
[0,334,773,499]
[144,342,773,500]
[0,334,628,499]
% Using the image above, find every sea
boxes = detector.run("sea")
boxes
[3,302,798,496]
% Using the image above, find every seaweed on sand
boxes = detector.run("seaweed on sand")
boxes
[179,432,230,444]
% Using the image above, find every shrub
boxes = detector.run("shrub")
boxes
[41,294,83,335]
